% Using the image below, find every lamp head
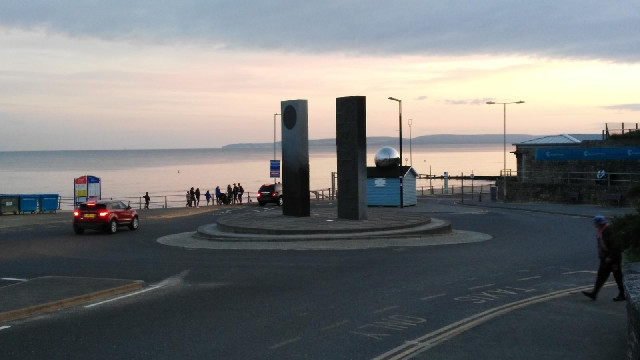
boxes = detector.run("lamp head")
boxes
[516,100,525,104]
[486,101,496,105]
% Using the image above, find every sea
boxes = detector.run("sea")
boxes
[0,144,513,209]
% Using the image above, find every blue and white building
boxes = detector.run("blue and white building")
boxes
[366,166,418,207]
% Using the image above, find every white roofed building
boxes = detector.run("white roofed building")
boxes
[508,126,639,204]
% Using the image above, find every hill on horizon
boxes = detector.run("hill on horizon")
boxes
[222,134,543,149]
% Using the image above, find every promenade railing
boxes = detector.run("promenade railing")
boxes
[56,188,337,211]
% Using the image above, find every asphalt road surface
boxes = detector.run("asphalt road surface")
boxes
[0,199,627,359]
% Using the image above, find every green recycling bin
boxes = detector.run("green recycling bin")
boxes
[0,194,20,215]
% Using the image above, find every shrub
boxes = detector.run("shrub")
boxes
[612,208,640,261]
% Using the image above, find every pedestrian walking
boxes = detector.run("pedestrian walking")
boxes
[143,192,150,209]
[233,184,238,204]
[186,191,190,207]
[237,183,244,204]
[582,215,626,301]
[226,184,233,205]
[195,188,201,208]
[215,186,221,205]
[205,190,211,206]
[190,187,195,207]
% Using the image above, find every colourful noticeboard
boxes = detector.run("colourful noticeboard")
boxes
[74,175,101,205]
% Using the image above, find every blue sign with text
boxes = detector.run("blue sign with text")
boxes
[270,160,280,178]
[536,147,640,161]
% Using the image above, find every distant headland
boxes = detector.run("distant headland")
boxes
[221,134,542,149]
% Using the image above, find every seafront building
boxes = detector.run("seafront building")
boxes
[506,123,640,204]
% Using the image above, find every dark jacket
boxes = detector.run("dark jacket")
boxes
[598,224,621,262]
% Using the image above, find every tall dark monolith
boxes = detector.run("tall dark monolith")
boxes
[336,96,368,220]
[281,99,310,217]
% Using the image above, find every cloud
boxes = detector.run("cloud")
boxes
[603,104,640,112]
[0,1,638,62]
[446,98,495,106]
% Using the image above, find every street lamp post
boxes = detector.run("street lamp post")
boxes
[486,100,524,200]
[273,113,280,160]
[388,97,403,208]
[408,118,413,167]
[273,113,280,184]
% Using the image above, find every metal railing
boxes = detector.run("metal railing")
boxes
[416,184,494,197]
[518,170,640,187]
[55,189,337,211]
[606,122,639,137]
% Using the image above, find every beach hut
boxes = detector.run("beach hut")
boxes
[367,165,418,207]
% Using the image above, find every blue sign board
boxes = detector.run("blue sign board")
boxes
[270,160,281,178]
[536,147,640,161]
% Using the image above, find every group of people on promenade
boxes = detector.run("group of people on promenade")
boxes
[214,183,245,205]
[184,183,246,208]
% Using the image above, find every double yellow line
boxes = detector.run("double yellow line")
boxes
[373,284,600,360]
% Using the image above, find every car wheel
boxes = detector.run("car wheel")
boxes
[73,225,84,234]
[129,216,139,230]
[108,219,118,234]
[277,197,283,206]
[258,201,265,206]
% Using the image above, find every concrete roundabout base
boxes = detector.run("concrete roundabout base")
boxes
[157,229,492,251]
[157,207,491,250]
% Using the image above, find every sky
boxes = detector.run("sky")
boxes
[1,1,639,151]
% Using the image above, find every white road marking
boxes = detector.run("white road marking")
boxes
[84,285,163,308]
[0,326,11,331]
[517,276,541,281]
[1,278,27,282]
[562,270,597,275]
[468,284,494,290]
[268,336,302,350]
[321,320,350,331]
[420,293,446,301]
[373,283,609,360]
[374,306,399,314]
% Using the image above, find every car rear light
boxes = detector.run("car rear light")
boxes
[73,211,79,217]
[99,211,109,217]
[272,192,277,197]
[257,193,262,198]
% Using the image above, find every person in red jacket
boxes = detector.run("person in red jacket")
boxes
[583,215,626,301]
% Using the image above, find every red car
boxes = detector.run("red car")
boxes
[73,200,139,234]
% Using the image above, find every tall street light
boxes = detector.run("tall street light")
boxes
[273,113,281,184]
[388,97,403,208]
[408,118,413,167]
[486,100,525,200]
[273,113,280,160]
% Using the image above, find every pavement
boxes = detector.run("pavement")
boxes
[0,277,144,322]
[1,197,636,323]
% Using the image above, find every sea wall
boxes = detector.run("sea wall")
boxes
[504,180,632,205]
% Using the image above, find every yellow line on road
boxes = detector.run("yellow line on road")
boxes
[373,284,603,360]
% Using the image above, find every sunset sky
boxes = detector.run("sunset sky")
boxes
[1,1,639,151]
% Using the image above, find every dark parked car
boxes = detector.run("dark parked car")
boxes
[257,183,283,206]
[73,200,139,234]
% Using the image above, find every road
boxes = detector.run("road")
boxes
[0,199,627,359]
